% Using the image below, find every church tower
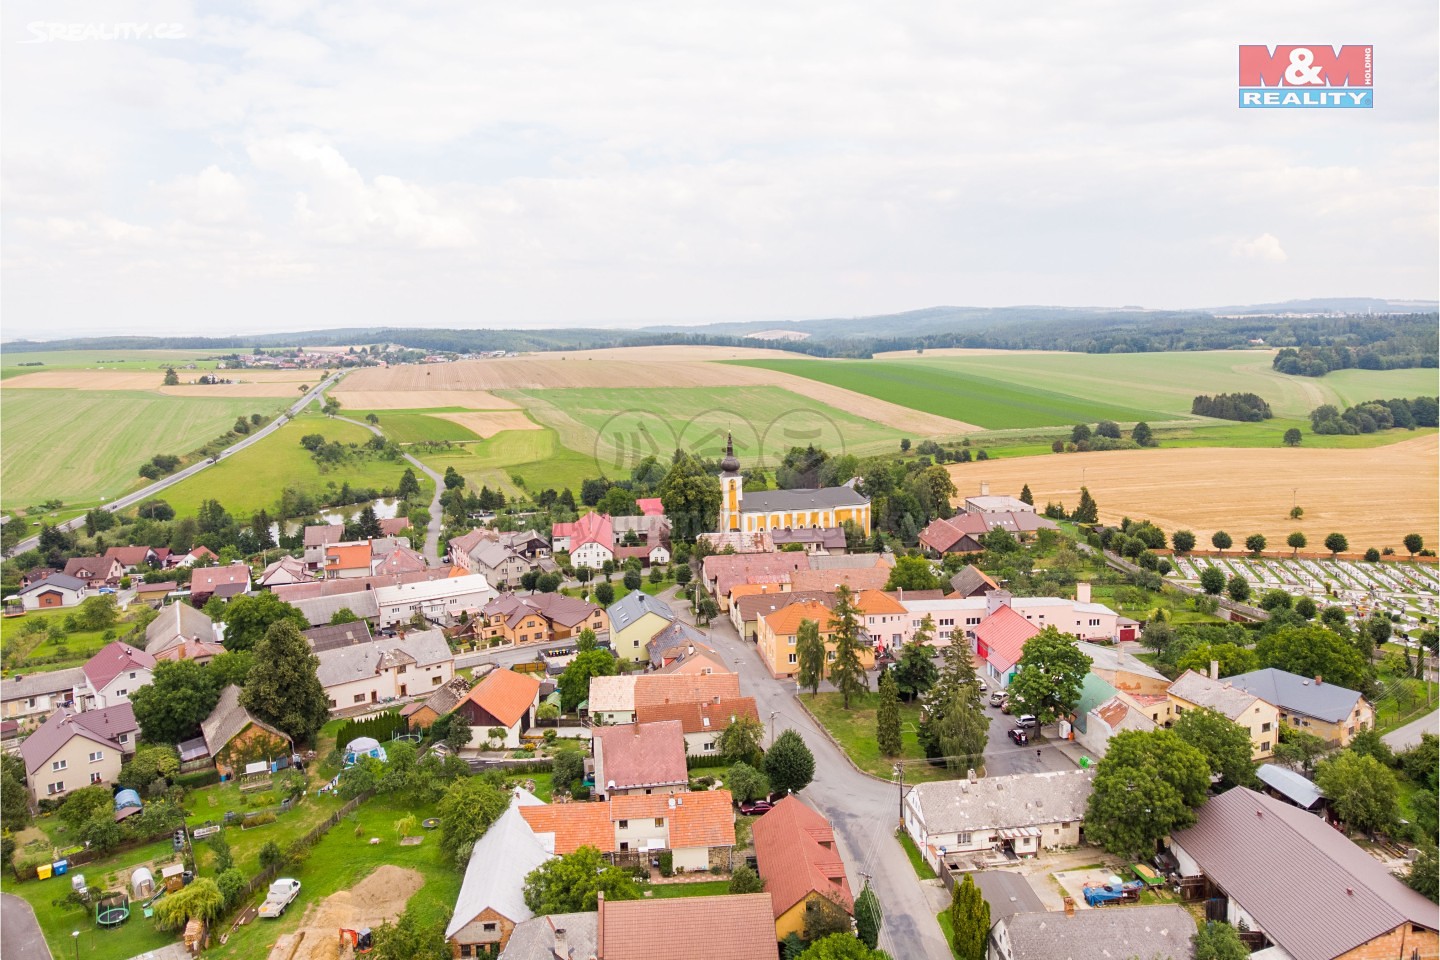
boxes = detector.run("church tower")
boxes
[718,432,743,532]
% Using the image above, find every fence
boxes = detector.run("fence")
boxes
[11,826,181,881]
[227,791,372,918]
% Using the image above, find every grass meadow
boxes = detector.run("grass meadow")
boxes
[416,427,595,498]
[345,410,485,445]
[0,350,233,379]
[0,391,289,510]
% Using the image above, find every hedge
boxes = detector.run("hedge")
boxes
[335,711,408,749]
[175,769,222,790]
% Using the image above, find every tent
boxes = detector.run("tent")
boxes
[114,789,143,811]
[344,736,387,765]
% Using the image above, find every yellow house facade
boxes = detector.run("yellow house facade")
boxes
[756,600,877,680]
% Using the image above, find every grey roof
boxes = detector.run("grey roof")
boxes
[202,684,290,755]
[445,789,552,939]
[467,540,526,571]
[144,602,215,655]
[1225,668,1364,724]
[17,573,86,595]
[1,667,85,704]
[385,629,452,668]
[769,526,847,548]
[910,769,1095,834]
[969,871,1045,924]
[739,485,868,513]
[498,912,597,960]
[303,524,343,547]
[607,590,676,633]
[302,620,374,653]
[948,565,998,597]
[997,905,1195,960]
[611,514,669,537]
[313,629,451,688]
[1167,669,1263,720]
[315,643,382,689]
[1170,787,1436,960]
[1255,763,1325,810]
[646,621,710,667]
[808,553,887,571]
[292,591,380,627]
[1074,641,1169,683]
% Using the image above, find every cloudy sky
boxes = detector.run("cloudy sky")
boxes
[2,1,1436,337]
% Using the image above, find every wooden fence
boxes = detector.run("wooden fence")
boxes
[11,827,181,881]
[228,791,372,911]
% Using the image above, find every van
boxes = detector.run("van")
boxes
[989,690,1008,707]
[1017,715,1038,729]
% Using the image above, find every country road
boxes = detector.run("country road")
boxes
[334,414,446,565]
[6,372,342,557]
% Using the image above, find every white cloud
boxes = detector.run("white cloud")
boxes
[153,165,249,223]
[1231,233,1289,263]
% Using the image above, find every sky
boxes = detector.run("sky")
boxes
[2,1,1436,337]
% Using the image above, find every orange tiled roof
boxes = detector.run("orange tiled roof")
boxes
[854,589,907,615]
[325,543,371,571]
[465,668,541,728]
[520,790,736,855]
[635,697,759,737]
[753,795,853,919]
[520,803,613,854]
[758,600,834,638]
[728,583,789,602]
[632,673,742,710]
[598,892,776,960]
[664,789,736,848]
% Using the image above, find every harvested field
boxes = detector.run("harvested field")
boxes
[948,434,1439,548]
[266,865,423,960]
[4,369,316,392]
[435,410,541,438]
[329,389,519,410]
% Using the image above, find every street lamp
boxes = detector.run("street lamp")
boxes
[72,931,79,960]
[768,710,778,749]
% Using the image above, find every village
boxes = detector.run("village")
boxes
[1,435,1434,960]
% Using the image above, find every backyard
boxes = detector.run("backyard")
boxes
[1,605,149,674]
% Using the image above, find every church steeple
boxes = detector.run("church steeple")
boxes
[718,432,743,532]
[719,431,741,476]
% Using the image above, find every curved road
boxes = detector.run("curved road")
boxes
[333,414,446,565]
[1,893,51,960]
[7,372,342,557]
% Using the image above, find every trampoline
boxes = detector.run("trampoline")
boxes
[96,892,131,927]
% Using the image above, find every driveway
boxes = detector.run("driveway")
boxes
[1,893,51,960]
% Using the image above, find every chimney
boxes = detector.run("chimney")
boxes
[1075,582,1091,604]
[595,892,605,956]
[1063,896,1075,917]
[554,927,569,959]
[1315,676,1323,685]
[1209,660,1219,680]
[981,482,990,497]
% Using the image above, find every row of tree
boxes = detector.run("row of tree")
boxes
[1309,396,1438,434]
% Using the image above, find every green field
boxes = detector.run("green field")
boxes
[0,349,234,379]
[511,385,905,474]
[349,409,485,445]
[0,391,289,510]
[162,415,429,517]
[416,427,595,498]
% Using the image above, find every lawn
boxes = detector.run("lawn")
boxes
[346,410,486,445]
[800,692,956,784]
[0,390,289,509]
[161,414,430,517]
[897,829,937,880]
[186,783,349,878]
[0,350,234,378]
[1370,674,1439,735]
[1,607,148,674]
[646,880,731,898]
[415,427,596,499]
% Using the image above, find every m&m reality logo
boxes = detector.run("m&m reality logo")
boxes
[1238,45,1373,108]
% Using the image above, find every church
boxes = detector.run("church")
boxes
[716,435,872,536]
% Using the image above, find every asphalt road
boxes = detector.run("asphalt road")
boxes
[1,893,52,960]
[1383,707,1438,750]
[6,372,342,557]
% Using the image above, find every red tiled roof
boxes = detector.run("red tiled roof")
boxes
[373,545,427,575]
[597,892,777,960]
[632,673,742,710]
[594,720,688,791]
[703,553,809,599]
[103,546,155,567]
[520,803,614,854]
[635,697,759,736]
[752,795,854,918]
[465,668,541,728]
[378,517,411,536]
[63,556,115,580]
[636,497,665,517]
[552,511,613,551]
[153,640,227,663]
[191,563,250,590]
[974,604,1040,673]
[790,567,891,594]
[82,641,156,691]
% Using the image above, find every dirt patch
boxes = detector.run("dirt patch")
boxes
[434,411,541,438]
[947,434,1439,547]
[265,865,423,960]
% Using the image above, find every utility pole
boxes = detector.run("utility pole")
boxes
[769,710,778,749]
[894,763,904,831]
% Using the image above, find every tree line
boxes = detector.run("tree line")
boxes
[1309,395,1439,435]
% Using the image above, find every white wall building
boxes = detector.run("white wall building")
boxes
[374,574,496,627]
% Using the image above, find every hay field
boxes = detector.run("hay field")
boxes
[331,389,519,410]
[434,411,540,438]
[5,368,317,397]
[948,433,1438,548]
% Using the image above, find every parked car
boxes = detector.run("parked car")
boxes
[739,800,773,815]
[989,691,1008,707]
[1008,728,1030,746]
[976,679,988,692]
[1000,698,1014,714]
[1017,715,1039,730]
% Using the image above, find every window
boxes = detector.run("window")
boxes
[788,654,797,664]
[940,618,954,627]
[965,616,981,626]
[118,733,128,744]
[432,676,443,686]
[115,689,127,698]
[1088,618,1101,627]
[826,651,835,661]
[788,636,796,646]
[619,841,629,851]
[1260,741,1271,752]
[48,781,65,795]
[483,923,498,933]
[618,820,629,829]
[654,818,665,827]
[90,773,103,784]
[353,694,367,704]
[52,759,67,772]
[89,751,103,763]
[1261,722,1272,732]
[128,672,137,680]
[957,832,972,844]
[460,946,474,958]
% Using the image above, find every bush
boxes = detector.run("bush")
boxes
[259,841,284,869]
[243,810,278,828]
[658,851,674,877]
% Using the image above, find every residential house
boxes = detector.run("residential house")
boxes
[904,769,1096,871]
[789,557,894,595]
[400,675,474,728]
[479,593,607,647]
[75,641,156,710]
[463,541,531,587]
[190,563,252,605]
[1,667,83,730]
[948,565,999,598]
[592,720,688,798]
[1168,787,1437,960]
[769,527,848,554]
[18,567,61,590]
[373,573,496,627]
[756,599,876,680]
[607,590,676,663]
[520,789,736,871]
[989,906,1195,960]
[633,673,742,711]
[316,629,455,713]
[1224,668,1374,746]
[654,645,729,677]
[302,524,344,570]
[63,556,123,588]
[752,795,854,941]
[589,891,776,960]
[635,697,760,758]
[498,913,597,960]
[153,639,227,665]
[144,602,217,657]
[456,667,542,748]
[1075,692,1160,758]
[970,872,1045,927]
[612,514,670,547]
[197,685,293,779]
[614,542,672,568]
[20,703,137,801]
[292,592,381,628]
[854,589,910,648]
[134,581,179,605]
[694,530,776,555]
[645,621,711,669]
[16,574,88,610]
[702,552,809,611]
[1167,669,1279,759]
[717,436,871,536]
[1255,763,1329,818]
[1075,641,1171,697]
[447,789,553,956]
[372,544,428,576]
[378,517,412,539]
[918,511,1057,556]
[588,675,640,725]
[963,486,1036,515]
[551,512,614,570]
[731,589,827,641]
[169,545,218,568]
[103,545,168,571]
[323,542,373,579]
[302,620,374,652]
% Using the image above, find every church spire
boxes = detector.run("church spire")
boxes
[719,431,741,476]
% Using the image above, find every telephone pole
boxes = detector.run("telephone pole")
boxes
[893,763,904,830]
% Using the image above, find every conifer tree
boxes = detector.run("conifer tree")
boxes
[876,670,902,757]
[950,873,989,960]
[827,585,869,708]
[796,619,826,696]
[1018,483,1033,506]
[242,620,330,745]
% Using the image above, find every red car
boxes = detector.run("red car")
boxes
[739,800,774,815]
[1008,728,1030,746]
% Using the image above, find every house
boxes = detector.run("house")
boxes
[588,675,640,725]
[959,603,1044,687]
[949,565,999,598]
[769,527,848,554]
[755,599,877,680]
[904,769,1096,871]
[903,588,1121,650]
[20,703,137,801]
[1072,671,1163,758]
[1074,641,1171,697]
[316,629,455,713]
[519,789,736,870]
[499,913,597,960]
[373,573,496,627]
[731,589,828,641]
[607,590,677,663]
[18,567,61,590]
[636,497,665,517]
[463,541,532,587]
[645,621,711,669]
[589,891,776,960]
[197,685,293,779]
[918,512,1057,556]
[694,530,776,555]
[963,486,1036,515]
[592,720,688,798]
[717,435,871,535]
[190,563,252,604]
[702,552,809,610]
[302,524,344,570]
[633,673,742,710]
[970,871,1045,926]
[400,675,473,728]
[378,517,412,539]
[456,668,542,748]
[134,581,179,605]
[1168,787,1437,960]
[752,795,853,941]
[1255,762,1329,818]
[15,574,88,610]
[789,556,894,595]
[449,529,551,581]
[323,542,373,579]
[612,514,671,548]
[302,620,374,652]
[103,545,168,571]
[635,697,760,758]
[854,589,911,648]
[654,644,729,677]
[371,544,428,576]
[447,789,553,955]
[76,641,156,710]
[613,543,672,568]
[1167,669,1279,759]
[1,667,83,730]
[292,592,382,627]
[1223,668,1374,746]
[989,905,1195,960]
[153,639,227,665]
[144,602,217,657]
[63,556,123,588]
[479,593,607,647]
[170,545,218,568]
[551,512,615,570]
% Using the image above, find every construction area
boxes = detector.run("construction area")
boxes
[264,866,424,960]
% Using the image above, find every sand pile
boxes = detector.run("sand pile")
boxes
[265,866,424,960]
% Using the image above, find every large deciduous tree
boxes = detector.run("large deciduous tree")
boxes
[522,846,642,913]
[1006,628,1091,726]
[1198,565,1226,595]
[659,452,722,542]
[885,555,941,592]
[220,592,309,652]
[1315,751,1399,837]
[796,619,826,696]
[129,659,223,744]
[1172,707,1258,788]
[558,648,618,711]
[1255,625,1371,692]
[765,729,816,796]
[1211,530,1232,553]
[1324,532,1349,557]
[1287,531,1307,556]
[918,634,987,771]
[438,776,511,864]
[1085,729,1212,858]
[241,620,330,745]
[717,715,765,767]
[1193,921,1250,960]
[1170,530,1196,554]
[892,634,939,702]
